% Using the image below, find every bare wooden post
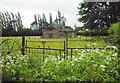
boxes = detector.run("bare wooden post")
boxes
[65,32,68,59]
[71,48,72,60]
[64,41,66,59]
[42,41,46,61]
[48,46,50,55]
[22,36,25,55]
[25,40,27,54]
[60,50,61,60]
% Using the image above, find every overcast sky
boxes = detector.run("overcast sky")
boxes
[0,0,84,28]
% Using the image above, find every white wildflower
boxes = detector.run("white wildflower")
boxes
[58,56,60,60]
[58,61,61,64]
[78,36,80,37]
[71,70,73,72]
[104,60,107,62]
[81,54,84,57]
[96,49,99,51]
[112,53,118,57]
[68,56,71,59]
[75,49,78,51]
[82,50,86,53]
[72,56,75,59]
[44,58,49,63]
[102,50,105,52]
[6,62,10,65]
[52,56,57,61]
[92,43,97,46]
[71,63,74,66]
[7,56,11,59]
[112,46,117,50]
[61,58,64,62]
[106,56,111,61]
[100,65,106,68]
[102,68,105,71]
[79,57,83,60]
[91,60,94,63]
[74,58,78,61]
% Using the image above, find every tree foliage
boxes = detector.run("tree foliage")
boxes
[31,11,66,30]
[0,12,23,32]
[77,2,120,32]
[1,12,42,36]
[49,13,52,24]
[108,22,120,47]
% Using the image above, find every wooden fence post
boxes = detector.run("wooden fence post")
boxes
[26,40,27,54]
[65,32,68,59]
[22,36,25,55]
[42,41,46,61]
[71,48,73,60]
[64,41,66,59]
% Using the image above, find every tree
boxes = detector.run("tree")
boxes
[58,11,61,24]
[31,13,49,31]
[17,12,23,31]
[61,14,66,26]
[0,12,23,32]
[77,2,120,32]
[42,13,49,29]
[49,13,52,24]
[34,14,38,29]
[0,12,23,36]
[54,15,59,24]
[31,11,67,31]
[0,13,2,34]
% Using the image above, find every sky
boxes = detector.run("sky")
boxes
[0,0,84,28]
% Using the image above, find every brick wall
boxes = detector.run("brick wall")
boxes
[43,28,76,38]
[43,28,60,38]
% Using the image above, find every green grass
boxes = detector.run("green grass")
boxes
[1,36,109,57]
[0,36,109,49]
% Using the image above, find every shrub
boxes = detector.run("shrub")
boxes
[108,22,120,48]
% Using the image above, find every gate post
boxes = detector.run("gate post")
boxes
[64,41,66,59]
[22,36,25,55]
[65,32,68,59]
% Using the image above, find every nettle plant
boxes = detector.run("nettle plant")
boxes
[2,44,120,81]
[40,45,119,81]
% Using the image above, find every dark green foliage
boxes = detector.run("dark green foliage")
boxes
[30,11,66,31]
[1,12,23,31]
[30,13,49,31]
[49,13,52,24]
[77,2,120,32]
[54,15,59,24]
[108,22,120,47]
[77,30,108,36]
[58,11,61,24]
